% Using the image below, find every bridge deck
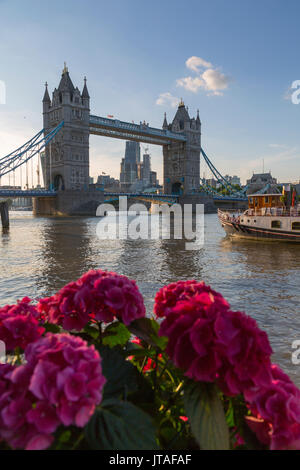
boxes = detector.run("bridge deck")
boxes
[0,189,246,202]
[89,115,186,146]
[0,190,57,198]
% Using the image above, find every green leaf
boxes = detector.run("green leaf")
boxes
[128,317,168,350]
[99,346,139,398]
[43,322,61,333]
[85,398,158,450]
[83,323,99,340]
[184,381,230,450]
[103,321,131,348]
[58,430,72,443]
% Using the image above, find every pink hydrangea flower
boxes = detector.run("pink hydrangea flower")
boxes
[158,282,273,395]
[154,280,229,318]
[0,298,44,351]
[0,333,106,450]
[245,364,300,450]
[38,269,146,330]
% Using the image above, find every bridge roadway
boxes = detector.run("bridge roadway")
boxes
[0,189,248,219]
[0,189,247,202]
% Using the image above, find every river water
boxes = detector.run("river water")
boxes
[1,211,300,385]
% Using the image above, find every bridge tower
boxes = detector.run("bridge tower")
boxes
[163,100,201,195]
[42,64,90,190]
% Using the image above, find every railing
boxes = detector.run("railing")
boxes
[0,189,57,198]
[245,207,300,217]
[218,207,300,218]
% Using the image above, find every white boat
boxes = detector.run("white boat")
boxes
[218,191,300,242]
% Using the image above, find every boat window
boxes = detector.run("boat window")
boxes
[292,222,300,230]
[271,220,281,228]
[249,197,253,204]
[265,196,269,203]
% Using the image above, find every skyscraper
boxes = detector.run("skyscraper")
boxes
[120,141,140,188]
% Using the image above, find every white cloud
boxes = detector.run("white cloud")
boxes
[202,69,230,94]
[177,56,230,96]
[176,76,204,93]
[176,69,230,95]
[156,56,230,106]
[156,92,179,108]
[186,56,212,73]
[269,143,287,149]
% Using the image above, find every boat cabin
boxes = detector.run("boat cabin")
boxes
[248,193,283,210]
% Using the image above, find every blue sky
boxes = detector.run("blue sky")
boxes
[0,0,300,185]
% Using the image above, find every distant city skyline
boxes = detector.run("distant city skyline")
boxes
[1,0,300,186]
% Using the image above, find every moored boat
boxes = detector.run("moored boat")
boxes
[218,190,300,242]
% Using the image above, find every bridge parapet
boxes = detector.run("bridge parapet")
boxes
[0,189,57,198]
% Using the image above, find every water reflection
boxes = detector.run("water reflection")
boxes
[221,236,300,272]
[36,217,94,296]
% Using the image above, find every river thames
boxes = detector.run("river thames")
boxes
[1,211,300,385]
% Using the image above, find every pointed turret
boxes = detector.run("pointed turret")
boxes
[82,76,90,109]
[58,62,75,93]
[43,82,50,103]
[172,99,190,125]
[82,76,90,98]
[196,109,201,129]
[162,112,168,129]
[43,82,51,123]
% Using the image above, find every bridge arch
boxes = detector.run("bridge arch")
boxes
[53,174,65,191]
[171,182,182,195]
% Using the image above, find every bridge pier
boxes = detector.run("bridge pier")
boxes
[0,201,9,229]
[33,196,57,216]
[178,193,216,213]
[33,191,106,216]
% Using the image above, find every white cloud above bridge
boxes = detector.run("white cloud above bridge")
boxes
[156,92,179,108]
[177,56,231,96]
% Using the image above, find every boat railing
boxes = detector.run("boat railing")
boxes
[245,207,300,217]
[217,208,242,223]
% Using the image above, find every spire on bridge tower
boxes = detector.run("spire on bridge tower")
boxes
[58,63,75,92]
[162,112,168,129]
[82,76,90,99]
[42,82,50,103]
[172,99,190,125]
[196,109,201,129]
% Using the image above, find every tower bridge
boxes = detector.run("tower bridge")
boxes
[41,64,201,196]
[0,64,247,217]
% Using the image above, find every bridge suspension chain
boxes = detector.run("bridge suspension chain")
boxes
[201,149,237,193]
[200,148,248,200]
[0,121,64,179]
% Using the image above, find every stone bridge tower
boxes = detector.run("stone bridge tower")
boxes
[163,100,201,195]
[42,64,90,190]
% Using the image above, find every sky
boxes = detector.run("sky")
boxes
[0,0,300,186]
